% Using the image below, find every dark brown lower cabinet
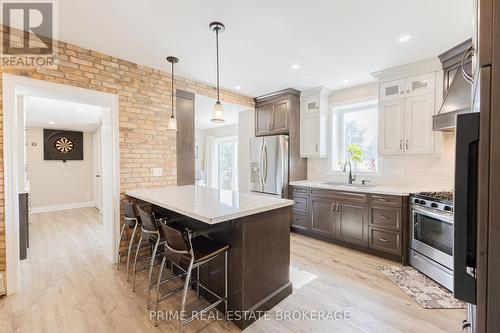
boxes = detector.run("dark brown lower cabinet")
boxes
[309,196,335,237]
[336,201,368,247]
[290,186,407,263]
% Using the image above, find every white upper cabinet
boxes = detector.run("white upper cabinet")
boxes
[404,94,435,154]
[379,99,405,155]
[376,69,439,156]
[405,72,435,97]
[300,87,330,158]
[379,79,405,101]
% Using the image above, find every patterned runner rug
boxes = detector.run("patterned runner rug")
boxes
[379,265,465,309]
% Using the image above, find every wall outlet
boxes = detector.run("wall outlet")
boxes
[152,168,163,177]
[394,169,405,177]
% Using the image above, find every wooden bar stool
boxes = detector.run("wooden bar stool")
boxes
[154,220,229,330]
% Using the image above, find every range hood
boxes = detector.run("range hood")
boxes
[433,70,472,131]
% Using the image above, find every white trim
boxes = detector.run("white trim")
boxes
[2,74,120,295]
[30,201,96,214]
[371,57,441,82]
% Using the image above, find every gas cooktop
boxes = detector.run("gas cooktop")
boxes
[411,191,454,204]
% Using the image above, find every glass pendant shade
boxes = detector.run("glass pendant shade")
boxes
[167,115,177,131]
[211,101,225,123]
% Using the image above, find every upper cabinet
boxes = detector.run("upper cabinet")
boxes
[373,59,443,156]
[254,91,296,137]
[299,87,331,158]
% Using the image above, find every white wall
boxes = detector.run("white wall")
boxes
[238,109,255,193]
[26,128,95,209]
[307,83,456,189]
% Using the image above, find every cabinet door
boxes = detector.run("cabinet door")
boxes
[404,94,435,154]
[255,104,273,136]
[309,196,335,237]
[379,79,405,101]
[335,201,368,247]
[378,99,405,155]
[272,99,290,133]
[405,72,435,97]
[300,111,320,156]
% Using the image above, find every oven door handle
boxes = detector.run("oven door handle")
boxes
[410,206,454,224]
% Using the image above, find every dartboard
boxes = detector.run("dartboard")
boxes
[54,137,74,154]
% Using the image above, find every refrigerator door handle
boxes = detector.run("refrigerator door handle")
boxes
[259,142,265,189]
[263,143,268,186]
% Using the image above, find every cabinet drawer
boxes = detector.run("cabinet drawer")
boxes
[310,188,368,203]
[291,186,308,195]
[370,194,402,207]
[291,213,308,231]
[371,207,401,230]
[292,196,308,212]
[369,228,401,255]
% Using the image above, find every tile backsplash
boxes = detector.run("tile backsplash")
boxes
[307,133,456,190]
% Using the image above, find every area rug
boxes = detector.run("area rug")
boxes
[379,265,465,309]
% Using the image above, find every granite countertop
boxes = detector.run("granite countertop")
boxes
[289,180,434,196]
[126,185,294,224]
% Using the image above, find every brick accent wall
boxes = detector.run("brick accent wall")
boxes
[0,27,254,273]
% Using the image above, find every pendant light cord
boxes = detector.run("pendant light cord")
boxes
[216,27,220,102]
[171,61,174,117]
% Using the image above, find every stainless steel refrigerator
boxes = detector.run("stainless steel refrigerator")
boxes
[249,135,289,197]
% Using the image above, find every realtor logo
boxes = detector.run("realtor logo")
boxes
[1,1,57,67]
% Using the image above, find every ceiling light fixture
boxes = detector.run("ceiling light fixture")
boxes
[210,21,225,124]
[235,85,241,90]
[342,79,350,84]
[166,56,179,132]
[48,121,55,125]
[77,108,83,112]
[399,34,411,43]
[291,64,300,70]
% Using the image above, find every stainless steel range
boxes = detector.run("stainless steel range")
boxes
[409,191,454,290]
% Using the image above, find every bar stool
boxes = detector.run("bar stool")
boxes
[117,201,141,281]
[154,220,229,330]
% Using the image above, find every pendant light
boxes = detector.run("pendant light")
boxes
[166,56,179,132]
[210,21,225,123]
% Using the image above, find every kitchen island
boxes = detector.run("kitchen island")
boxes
[126,186,294,329]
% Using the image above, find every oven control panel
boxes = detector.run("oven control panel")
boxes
[410,197,454,213]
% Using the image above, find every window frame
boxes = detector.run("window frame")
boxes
[328,98,382,176]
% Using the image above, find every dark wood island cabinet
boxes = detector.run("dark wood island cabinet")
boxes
[291,185,408,264]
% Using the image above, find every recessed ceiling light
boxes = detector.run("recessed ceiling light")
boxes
[291,64,300,70]
[235,85,241,90]
[399,34,411,43]
[342,79,350,84]
[48,121,55,125]
[77,108,83,112]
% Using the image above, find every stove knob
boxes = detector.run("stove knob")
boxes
[444,206,452,211]
[419,200,426,205]
[431,203,438,208]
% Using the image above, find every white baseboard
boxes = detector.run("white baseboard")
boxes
[30,201,96,213]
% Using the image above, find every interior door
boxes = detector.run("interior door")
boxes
[404,94,435,154]
[92,130,102,213]
[378,99,405,155]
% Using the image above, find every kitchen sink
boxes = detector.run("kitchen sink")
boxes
[322,182,377,189]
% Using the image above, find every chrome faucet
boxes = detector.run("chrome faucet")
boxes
[342,161,356,184]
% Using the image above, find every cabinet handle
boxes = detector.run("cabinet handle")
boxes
[399,140,403,150]
[336,203,340,212]
[377,198,389,202]
[400,91,404,94]
[379,214,390,219]
[315,144,319,152]
[405,139,409,150]
[330,202,336,212]
[379,237,389,243]
[407,89,410,93]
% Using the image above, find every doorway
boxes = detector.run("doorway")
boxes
[2,74,120,295]
[216,136,238,191]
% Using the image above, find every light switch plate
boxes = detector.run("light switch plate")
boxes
[152,168,163,177]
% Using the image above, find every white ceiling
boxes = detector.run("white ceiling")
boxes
[195,95,250,129]
[57,0,472,96]
[26,96,103,132]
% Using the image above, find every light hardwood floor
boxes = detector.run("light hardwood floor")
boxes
[0,208,465,332]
